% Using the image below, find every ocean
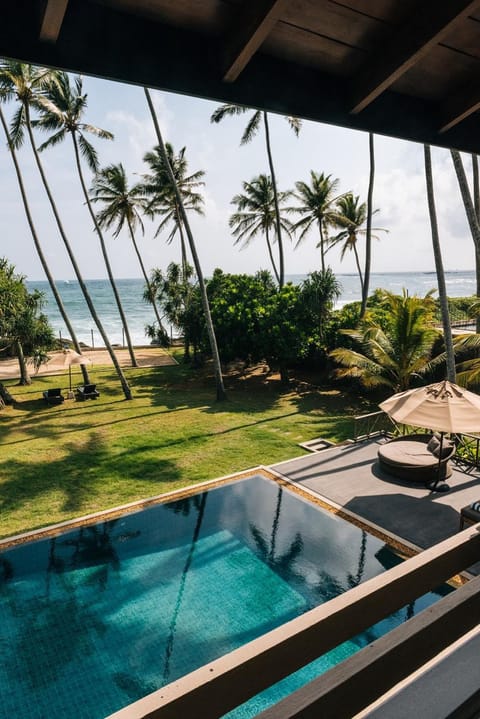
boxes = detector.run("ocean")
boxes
[27,271,477,348]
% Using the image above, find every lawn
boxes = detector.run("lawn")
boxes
[0,354,378,539]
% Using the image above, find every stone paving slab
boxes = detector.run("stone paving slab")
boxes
[270,437,480,551]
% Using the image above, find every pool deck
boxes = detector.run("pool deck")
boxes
[269,436,480,552]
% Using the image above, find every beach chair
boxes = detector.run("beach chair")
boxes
[43,388,65,405]
[459,501,480,530]
[76,384,100,400]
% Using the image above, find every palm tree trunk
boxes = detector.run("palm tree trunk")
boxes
[70,133,138,367]
[24,104,132,400]
[126,217,167,336]
[145,87,226,401]
[0,107,91,385]
[472,154,480,332]
[451,150,480,334]
[263,112,284,288]
[265,227,280,285]
[424,145,456,382]
[353,244,364,297]
[361,132,375,317]
[16,340,31,385]
[176,211,189,282]
[318,221,326,272]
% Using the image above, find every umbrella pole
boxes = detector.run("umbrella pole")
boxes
[69,365,72,392]
[429,432,450,493]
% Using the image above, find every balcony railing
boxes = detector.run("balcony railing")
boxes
[108,530,480,719]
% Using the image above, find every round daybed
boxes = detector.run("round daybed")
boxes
[377,434,455,483]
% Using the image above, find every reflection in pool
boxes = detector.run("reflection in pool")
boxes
[0,475,450,718]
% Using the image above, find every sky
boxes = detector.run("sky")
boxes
[0,70,477,281]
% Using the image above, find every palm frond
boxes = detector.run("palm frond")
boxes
[285,116,302,136]
[81,123,114,141]
[210,103,249,124]
[37,128,66,153]
[78,133,99,173]
[241,111,261,145]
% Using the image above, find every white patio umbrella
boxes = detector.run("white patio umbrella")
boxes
[379,380,480,491]
[63,350,92,391]
[379,380,480,434]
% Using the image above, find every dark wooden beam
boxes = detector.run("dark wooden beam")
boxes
[39,0,69,43]
[351,0,480,115]
[222,0,290,83]
[439,80,480,133]
[3,0,480,153]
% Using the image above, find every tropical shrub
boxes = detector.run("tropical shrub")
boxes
[329,290,441,392]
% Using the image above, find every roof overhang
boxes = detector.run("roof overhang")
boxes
[3,0,480,151]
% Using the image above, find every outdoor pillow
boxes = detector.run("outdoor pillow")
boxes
[427,435,440,454]
[432,439,454,459]
[470,501,480,513]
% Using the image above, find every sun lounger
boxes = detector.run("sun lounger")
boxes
[459,501,480,530]
[76,384,100,400]
[43,388,65,405]
[377,433,455,483]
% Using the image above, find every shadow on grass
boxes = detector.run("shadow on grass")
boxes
[0,430,181,524]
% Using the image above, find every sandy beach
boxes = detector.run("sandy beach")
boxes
[0,346,177,381]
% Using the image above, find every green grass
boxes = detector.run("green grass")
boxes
[0,354,377,539]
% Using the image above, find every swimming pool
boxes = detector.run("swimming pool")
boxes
[0,474,450,718]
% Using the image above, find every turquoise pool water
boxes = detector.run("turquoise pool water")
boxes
[0,475,450,718]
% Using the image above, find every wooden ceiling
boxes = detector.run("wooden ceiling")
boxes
[3,0,480,151]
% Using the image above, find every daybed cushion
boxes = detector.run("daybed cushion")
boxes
[432,439,455,459]
[378,440,439,468]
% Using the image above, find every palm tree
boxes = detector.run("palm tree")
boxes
[362,132,375,317]
[0,61,132,399]
[329,193,387,296]
[229,174,294,284]
[300,269,342,345]
[144,87,226,400]
[146,262,200,362]
[34,71,138,368]
[89,162,168,344]
[141,142,204,280]
[451,150,480,326]
[423,145,455,383]
[210,104,301,287]
[450,332,480,387]
[330,290,441,392]
[0,84,90,385]
[292,171,345,272]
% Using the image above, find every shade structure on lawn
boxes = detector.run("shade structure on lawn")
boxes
[63,350,92,391]
[379,380,480,435]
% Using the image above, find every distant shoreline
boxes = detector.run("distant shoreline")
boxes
[25,272,477,348]
[26,269,476,283]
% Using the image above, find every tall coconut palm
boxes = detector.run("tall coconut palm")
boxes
[89,162,168,344]
[451,150,480,299]
[141,143,204,280]
[0,104,91,385]
[292,171,345,272]
[423,145,455,383]
[330,290,441,392]
[362,132,375,317]
[145,87,226,400]
[0,61,132,399]
[229,175,294,285]
[34,71,138,368]
[471,154,480,333]
[210,104,301,288]
[329,193,386,297]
